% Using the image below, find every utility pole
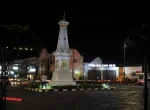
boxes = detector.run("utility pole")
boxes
[140,24,149,110]
[0,48,4,110]
[128,24,149,110]
[123,42,126,83]
[0,47,7,110]
[143,52,148,110]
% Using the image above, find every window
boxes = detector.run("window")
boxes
[55,60,59,69]
[62,60,68,68]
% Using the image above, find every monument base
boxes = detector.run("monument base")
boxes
[51,68,76,86]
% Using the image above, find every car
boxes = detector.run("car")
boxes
[135,80,144,86]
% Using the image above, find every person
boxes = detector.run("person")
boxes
[28,77,30,81]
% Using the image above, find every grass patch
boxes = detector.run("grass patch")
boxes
[25,83,103,90]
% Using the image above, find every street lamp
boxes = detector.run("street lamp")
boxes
[140,24,149,110]
[140,34,149,110]
[123,42,127,83]
[123,38,130,83]
[0,47,7,110]
[143,51,148,110]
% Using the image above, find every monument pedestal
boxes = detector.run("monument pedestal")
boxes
[51,68,76,86]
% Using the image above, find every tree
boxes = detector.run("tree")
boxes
[79,75,85,80]
[131,72,136,77]
[0,24,43,61]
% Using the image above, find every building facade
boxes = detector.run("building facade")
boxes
[84,57,119,81]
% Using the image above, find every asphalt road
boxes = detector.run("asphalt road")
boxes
[5,86,150,110]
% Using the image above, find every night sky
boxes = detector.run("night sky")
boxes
[1,8,150,66]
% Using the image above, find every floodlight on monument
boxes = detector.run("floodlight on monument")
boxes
[75,71,80,75]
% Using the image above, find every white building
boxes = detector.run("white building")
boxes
[84,57,119,81]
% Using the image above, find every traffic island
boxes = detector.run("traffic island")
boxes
[22,83,117,92]
[23,87,116,92]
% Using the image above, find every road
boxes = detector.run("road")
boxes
[5,86,150,110]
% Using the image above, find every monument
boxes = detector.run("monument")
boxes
[51,11,76,86]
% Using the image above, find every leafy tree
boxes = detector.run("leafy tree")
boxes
[79,75,85,80]
[0,24,43,61]
[131,72,136,76]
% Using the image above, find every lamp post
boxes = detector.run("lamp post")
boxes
[126,34,149,110]
[143,52,148,110]
[141,24,149,110]
[0,47,7,110]
[123,42,126,80]
[128,24,149,110]
[123,42,127,83]
[141,34,149,110]
[0,48,4,110]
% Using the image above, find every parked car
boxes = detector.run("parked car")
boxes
[135,80,144,86]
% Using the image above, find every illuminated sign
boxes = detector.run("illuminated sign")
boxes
[28,68,36,73]
[88,64,116,67]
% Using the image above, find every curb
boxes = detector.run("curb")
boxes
[111,84,135,86]
[23,87,115,92]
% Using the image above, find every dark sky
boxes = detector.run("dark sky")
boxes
[1,8,150,65]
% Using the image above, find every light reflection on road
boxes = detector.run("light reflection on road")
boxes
[6,87,150,110]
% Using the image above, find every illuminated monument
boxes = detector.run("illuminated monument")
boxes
[51,12,76,85]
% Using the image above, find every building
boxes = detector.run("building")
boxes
[84,57,119,81]
[119,66,144,82]
[7,57,38,80]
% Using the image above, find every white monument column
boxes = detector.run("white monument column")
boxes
[51,11,76,86]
